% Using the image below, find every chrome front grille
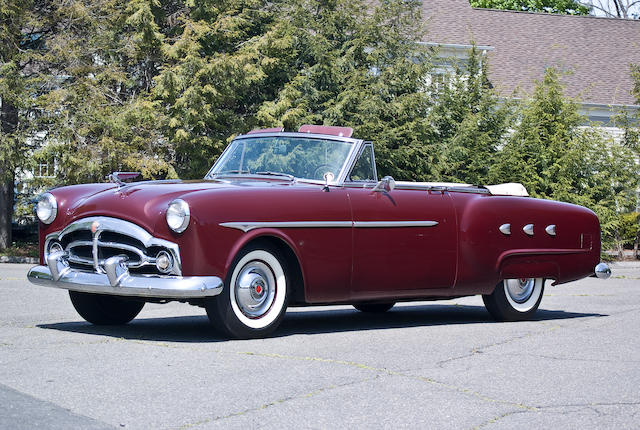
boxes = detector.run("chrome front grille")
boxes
[45,217,182,276]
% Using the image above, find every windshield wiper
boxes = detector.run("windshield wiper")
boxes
[255,171,296,181]
[210,169,250,178]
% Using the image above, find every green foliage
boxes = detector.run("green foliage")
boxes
[155,0,282,177]
[616,212,639,248]
[469,0,590,14]
[429,46,512,185]
[13,0,177,184]
[256,0,437,181]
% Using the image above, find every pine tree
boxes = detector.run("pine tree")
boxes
[429,45,512,185]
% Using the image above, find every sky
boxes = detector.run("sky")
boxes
[582,0,640,18]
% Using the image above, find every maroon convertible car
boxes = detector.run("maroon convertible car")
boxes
[28,125,611,338]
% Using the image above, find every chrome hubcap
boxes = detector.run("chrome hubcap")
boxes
[505,278,536,303]
[234,261,276,318]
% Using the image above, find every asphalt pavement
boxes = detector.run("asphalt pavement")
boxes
[1,262,639,429]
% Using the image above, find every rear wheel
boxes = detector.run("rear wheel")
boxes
[206,244,289,339]
[69,291,144,325]
[353,303,395,313]
[482,278,544,321]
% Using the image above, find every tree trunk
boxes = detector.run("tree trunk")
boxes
[0,174,14,250]
[0,99,18,250]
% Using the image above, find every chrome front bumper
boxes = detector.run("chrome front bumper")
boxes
[27,252,223,299]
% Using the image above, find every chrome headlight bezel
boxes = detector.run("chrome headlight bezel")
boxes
[36,192,57,224]
[166,199,190,233]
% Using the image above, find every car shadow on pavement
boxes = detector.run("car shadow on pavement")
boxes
[37,304,606,343]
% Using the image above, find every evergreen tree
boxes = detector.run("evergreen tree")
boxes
[26,0,176,184]
[256,0,437,181]
[154,0,285,178]
[429,45,512,185]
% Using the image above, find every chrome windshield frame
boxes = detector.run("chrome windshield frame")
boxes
[204,132,365,186]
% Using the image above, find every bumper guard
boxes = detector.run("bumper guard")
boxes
[27,252,223,299]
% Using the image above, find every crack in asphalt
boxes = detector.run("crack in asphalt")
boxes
[232,351,537,411]
[472,402,640,429]
[172,375,380,429]
[436,304,640,369]
[435,324,563,368]
[496,352,640,364]
[168,350,536,429]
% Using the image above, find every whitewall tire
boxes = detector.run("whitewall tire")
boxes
[482,278,544,321]
[206,244,289,338]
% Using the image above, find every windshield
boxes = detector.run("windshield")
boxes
[206,136,355,181]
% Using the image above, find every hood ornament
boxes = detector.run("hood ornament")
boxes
[108,172,141,187]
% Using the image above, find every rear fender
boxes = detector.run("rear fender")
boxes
[498,255,560,284]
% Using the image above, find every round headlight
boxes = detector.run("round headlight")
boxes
[36,193,57,224]
[166,199,190,233]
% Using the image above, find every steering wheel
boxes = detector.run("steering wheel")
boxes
[312,164,334,180]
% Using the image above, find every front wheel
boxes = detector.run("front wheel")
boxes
[206,245,289,339]
[69,291,144,325]
[482,278,544,321]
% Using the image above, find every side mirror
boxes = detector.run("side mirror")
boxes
[322,172,335,192]
[372,176,395,193]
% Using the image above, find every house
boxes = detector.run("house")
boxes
[421,0,640,126]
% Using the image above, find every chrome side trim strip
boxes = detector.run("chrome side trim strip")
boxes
[353,221,438,228]
[220,221,353,233]
[220,220,439,232]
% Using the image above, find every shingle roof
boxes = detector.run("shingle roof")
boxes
[422,0,640,106]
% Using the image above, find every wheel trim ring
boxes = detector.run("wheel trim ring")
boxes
[229,250,286,330]
[503,278,543,313]
[505,278,535,303]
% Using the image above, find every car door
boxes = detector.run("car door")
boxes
[345,145,458,299]
[348,187,457,299]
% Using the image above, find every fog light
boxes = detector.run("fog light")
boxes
[155,251,173,274]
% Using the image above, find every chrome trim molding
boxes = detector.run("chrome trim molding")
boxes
[594,263,611,279]
[353,221,438,228]
[545,225,557,236]
[28,252,223,299]
[523,224,534,236]
[221,221,352,232]
[220,220,439,232]
[499,223,511,235]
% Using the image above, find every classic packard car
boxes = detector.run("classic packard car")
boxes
[27,125,611,338]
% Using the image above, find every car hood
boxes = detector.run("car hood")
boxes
[63,178,304,231]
